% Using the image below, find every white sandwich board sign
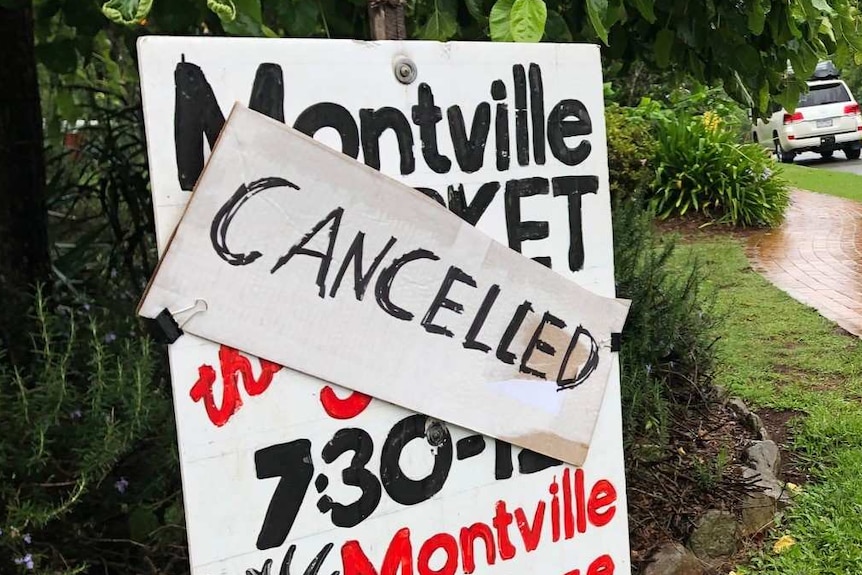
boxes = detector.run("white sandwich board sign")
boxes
[138,38,632,575]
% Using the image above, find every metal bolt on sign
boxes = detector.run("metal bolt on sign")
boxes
[425,419,448,446]
[393,56,417,84]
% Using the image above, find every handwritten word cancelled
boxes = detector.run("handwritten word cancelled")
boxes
[138,105,629,466]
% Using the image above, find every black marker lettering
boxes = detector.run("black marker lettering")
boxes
[557,325,600,390]
[277,543,334,575]
[513,65,529,166]
[375,249,441,321]
[447,103,491,173]
[552,175,598,272]
[360,107,415,174]
[447,182,499,226]
[494,440,513,480]
[254,439,314,550]
[421,266,477,337]
[174,60,284,191]
[504,177,551,267]
[329,233,398,300]
[411,83,452,174]
[174,58,225,191]
[491,80,510,171]
[463,284,501,353]
[270,208,344,299]
[294,102,360,159]
[380,415,453,505]
[547,99,592,166]
[520,311,566,378]
[496,300,534,364]
[211,177,299,266]
[518,449,562,474]
[528,64,545,165]
[317,428,381,528]
[456,435,486,460]
[415,186,446,206]
[249,63,285,123]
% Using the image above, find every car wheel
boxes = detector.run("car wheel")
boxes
[846,147,861,160]
[821,150,834,159]
[774,139,795,163]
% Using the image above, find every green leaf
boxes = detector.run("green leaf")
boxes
[810,0,836,16]
[654,29,674,68]
[747,0,767,35]
[36,39,78,74]
[628,0,655,23]
[129,507,159,541]
[585,0,610,44]
[509,0,546,42]
[207,0,236,21]
[101,0,152,25]
[221,0,265,36]
[543,9,572,41]
[489,0,515,41]
[282,0,319,36]
[421,0,458,40]
[465,0,487,23]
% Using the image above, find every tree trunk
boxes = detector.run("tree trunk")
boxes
[0,4,51,364]
[368,0,406,40]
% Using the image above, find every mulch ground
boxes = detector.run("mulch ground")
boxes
[627,218,807,573]
[627,395,804,573]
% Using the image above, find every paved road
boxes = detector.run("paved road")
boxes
[793,150,862,175]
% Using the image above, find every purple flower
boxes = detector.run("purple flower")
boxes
[115,477,129,494]
[104,332,117,344]
[14,554,34,570]
[70,409,83,420]
[110,268,118,279]
[82,303,91,312]
[22,533,30,544]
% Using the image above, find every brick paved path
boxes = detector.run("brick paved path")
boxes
[747,189,862,336]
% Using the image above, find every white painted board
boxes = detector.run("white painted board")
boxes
[138,38,632,575]
[139,104,630,466]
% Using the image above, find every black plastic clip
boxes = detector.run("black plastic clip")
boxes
[142,299,207,345]
[610,332,622,352]
[145,309,184,344]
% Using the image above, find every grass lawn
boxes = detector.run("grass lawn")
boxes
[676,234,862,573]
[780,163,862,201]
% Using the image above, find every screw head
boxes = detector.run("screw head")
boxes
[393,56,417,84]
[425,419,448,447]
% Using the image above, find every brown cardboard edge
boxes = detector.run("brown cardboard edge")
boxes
[136,102,245,318]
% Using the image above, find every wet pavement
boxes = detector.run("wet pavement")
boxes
[794,151,862,175]
[747,189,862,337]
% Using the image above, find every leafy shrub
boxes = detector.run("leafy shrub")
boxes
[650,113,789,227]
[612,197,718,442]
[605,103,657,201]
[0,290,186,574]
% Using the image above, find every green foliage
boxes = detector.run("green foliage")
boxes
[0,290,183,574]
[604,103,657,201]
[651,113,789,227]
[101,0,153,25]
[781,164,862,203]
[680,235,862,573]
[612,198,717,442]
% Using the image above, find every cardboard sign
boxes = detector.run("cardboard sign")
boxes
[139,104,630,465]
[138,38,633,575]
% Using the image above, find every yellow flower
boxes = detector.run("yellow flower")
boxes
[773,534,796,553]
[786,482,802,494]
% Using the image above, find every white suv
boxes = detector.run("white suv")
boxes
[752,78,862,163]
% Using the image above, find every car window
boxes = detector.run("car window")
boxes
[797,83,851,108]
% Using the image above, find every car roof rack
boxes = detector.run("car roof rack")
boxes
[810,60,840,80]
